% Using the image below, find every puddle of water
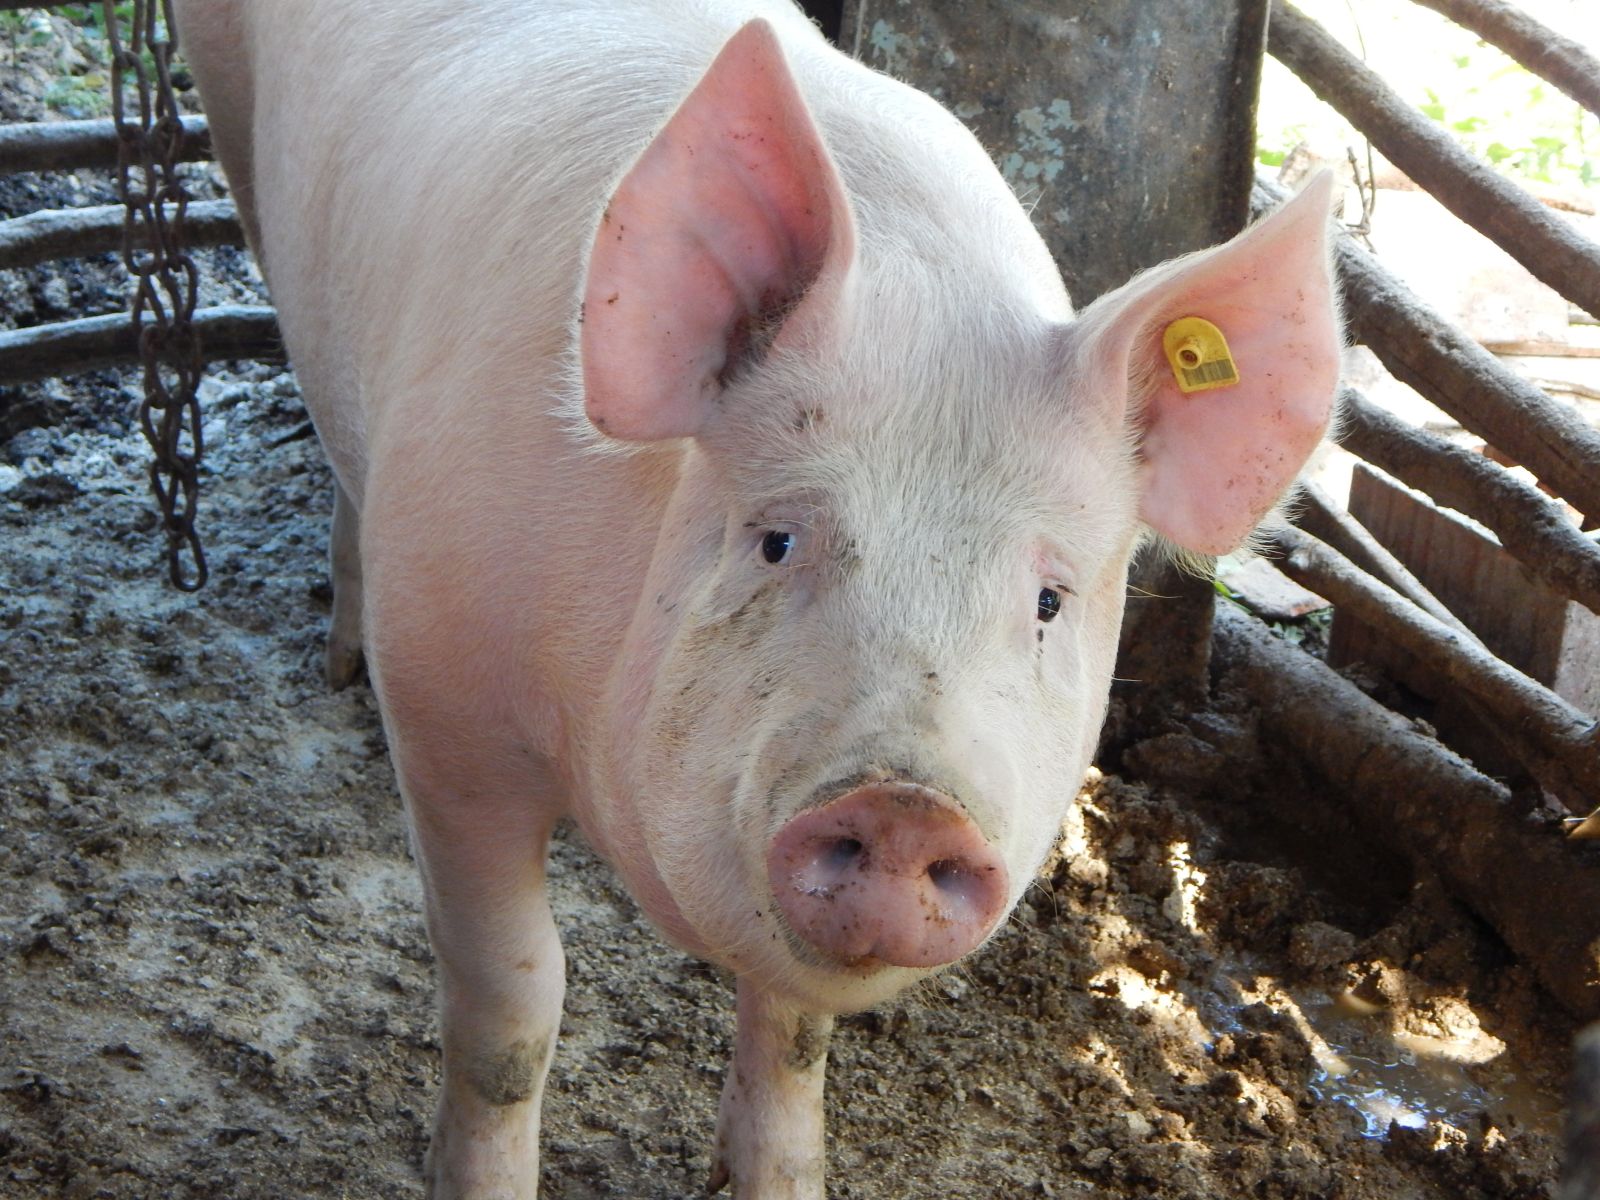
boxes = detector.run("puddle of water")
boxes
[1306,1035,1493,1136]
[1292,990,1563,1139]
[1184,955,1562,1141]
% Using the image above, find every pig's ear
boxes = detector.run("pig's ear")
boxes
[580,19,854,442]
[1070,171,1342,554]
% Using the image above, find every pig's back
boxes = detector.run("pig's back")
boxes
[230,2,808,491]
[219,0,1061,496]
[184,0,1068,754]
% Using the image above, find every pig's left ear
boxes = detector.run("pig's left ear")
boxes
[1070,171,1342,555]
[580,19,855,442]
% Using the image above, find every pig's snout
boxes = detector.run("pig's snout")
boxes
[767,784,1009,969]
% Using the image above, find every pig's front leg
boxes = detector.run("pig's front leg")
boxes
[710,982,833,1198]
[400,752,567,1200]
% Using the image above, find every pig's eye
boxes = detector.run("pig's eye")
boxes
[761,530,796,564]
[1037,587,1062,622]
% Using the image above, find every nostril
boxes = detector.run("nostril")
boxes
[926,856,994,912]
[926,858,963,889]
[825,837,864,871]
[794,835,867,896]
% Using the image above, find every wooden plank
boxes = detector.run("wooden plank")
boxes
[1332,462,1599,722]
[1483,340,1600,360]
[1334,385,1600,614]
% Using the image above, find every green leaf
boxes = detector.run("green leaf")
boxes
[1485,142,1513,163]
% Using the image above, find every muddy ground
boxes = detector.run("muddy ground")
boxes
[0,14,1578,1200]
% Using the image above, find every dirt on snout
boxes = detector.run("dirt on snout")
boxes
[0,18,1576,1200]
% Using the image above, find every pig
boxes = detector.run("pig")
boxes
[173,1,1341,1195]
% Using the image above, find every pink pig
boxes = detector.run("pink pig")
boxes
[175,1,1341,1195]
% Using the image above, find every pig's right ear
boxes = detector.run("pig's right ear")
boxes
[580,19,855,442]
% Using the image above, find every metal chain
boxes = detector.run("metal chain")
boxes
[105,0,207,590]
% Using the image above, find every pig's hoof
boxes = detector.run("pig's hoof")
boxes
[324,636,366,691]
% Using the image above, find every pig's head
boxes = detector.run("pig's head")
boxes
[578,21,1340,1011]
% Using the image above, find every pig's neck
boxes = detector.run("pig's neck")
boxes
[555,440,725,958]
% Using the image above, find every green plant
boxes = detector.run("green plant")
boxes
[1257,3,1599,194]
[56,4,136,36]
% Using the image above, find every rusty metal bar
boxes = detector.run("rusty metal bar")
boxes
[1408,0,1600,118]
[1337,387,1600,615]
[0,198,242,270]
[0,304,281,381]
[1266,524,1600,812]
[1267,0,1600,321]
[0,114,211,176]
[1212,601,1600,1021]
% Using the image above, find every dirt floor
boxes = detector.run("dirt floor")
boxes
[0,14,1579,1200]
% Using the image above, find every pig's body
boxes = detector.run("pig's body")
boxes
[176,1,1342,1196]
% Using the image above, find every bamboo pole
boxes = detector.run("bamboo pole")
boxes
[1267,0,1600,321]
[0,304,281,382]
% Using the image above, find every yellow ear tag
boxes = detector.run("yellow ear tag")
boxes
[1163,316,1240,395]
